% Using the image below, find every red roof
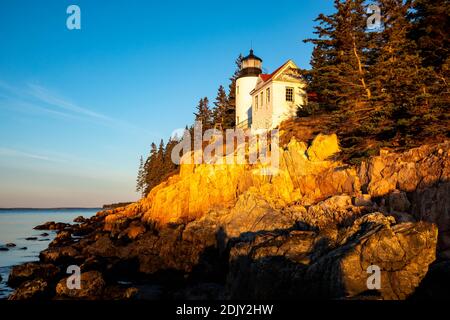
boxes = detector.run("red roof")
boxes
[259,74,272,82]
[258,62,289,83]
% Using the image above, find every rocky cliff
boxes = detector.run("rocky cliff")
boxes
[7,134,449,300]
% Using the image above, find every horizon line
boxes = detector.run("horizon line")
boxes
[0,207,102,210]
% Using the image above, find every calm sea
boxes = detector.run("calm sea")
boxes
[0,208,100,299]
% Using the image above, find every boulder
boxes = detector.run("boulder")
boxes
[102,285,139,300]
[34,221,70,231]
[8,279,50,300]
[219,191,297,239]
[307,133,340,161]
[306,214,438,300]
[120,220,146,240]
[225,213,437,300]
[8,263,60,288]
[56,271,105,299]
[353,194,373,207]
[72,223,96,237]
[296,195,370,235]
[49,231,72,247]
[74,216,86,223]
[387,190,411,212]
[226,230,318,299]
[40,246,80,265]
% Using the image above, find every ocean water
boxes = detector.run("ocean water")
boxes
[0,208,100,299]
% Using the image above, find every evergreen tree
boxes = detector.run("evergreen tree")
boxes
[143,142,160,195]
[224,54,243,128]
[410,0,450,72]
[212,85,228,129]
[138,138,183,197]
[371,0,432,119]
[194,97,213,131]
[136,156,145,195]
[409,0,450,115]
[162,138,179,180]
[304,0,372,112]
[141,143,158,195]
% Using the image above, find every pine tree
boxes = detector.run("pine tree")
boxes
[143,142,159,195]
[194,97,213,131]
[136,156,145,195]
[162,138,179,180]
[224,54,243,128]
[304,0,372,112]
[139,138,183,197]
[371,0,432,120]
[410,0,450,72]
[409,0,450,116]
[212,85,228,129]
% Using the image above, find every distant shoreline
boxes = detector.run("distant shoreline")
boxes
[0,207,102,211]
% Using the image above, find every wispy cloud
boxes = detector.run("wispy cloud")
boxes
[0,147,65,163]
[0,98,81,120]
[0,80,158,136]
[27,84,113,122]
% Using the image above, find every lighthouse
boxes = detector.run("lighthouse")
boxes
[235,49,262,129]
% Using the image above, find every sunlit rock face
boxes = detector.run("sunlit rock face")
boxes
[359,141,450,257]
[100,135,450,276]
[103,135,448,261]
[103,133,350,228]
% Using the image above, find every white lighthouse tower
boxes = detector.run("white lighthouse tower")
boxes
[235,49,262,129]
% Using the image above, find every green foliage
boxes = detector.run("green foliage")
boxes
[304,0,372,111]
[137,139,180,197]
[194,97,213,131]
[410,0,450,71]
[212,85,228,129]
[305,0,449,165]
[135,156,145,195]
[223,54,243,129]
[297,102,320,117]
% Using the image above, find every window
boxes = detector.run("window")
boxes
[237,86,239,95]
[260,92,263,108]
[255,95,258,110]
[286,87,294,102]
[266,88,270,104]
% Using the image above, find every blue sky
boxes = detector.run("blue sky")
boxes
[0,0,334,207]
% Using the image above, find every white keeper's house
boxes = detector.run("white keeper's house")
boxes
[235,49,307,130]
